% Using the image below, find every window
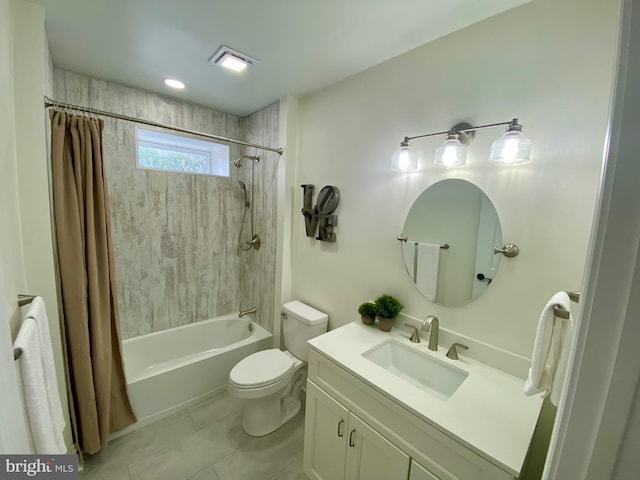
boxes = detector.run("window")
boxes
[136,126,230,177]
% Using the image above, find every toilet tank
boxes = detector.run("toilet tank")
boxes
[282,301,328,362]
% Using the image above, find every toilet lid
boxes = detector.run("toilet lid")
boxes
[230,349,294,388]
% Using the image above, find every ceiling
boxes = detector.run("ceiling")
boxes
[31,0,530,117]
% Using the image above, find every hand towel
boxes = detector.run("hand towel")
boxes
[415,242,440,301]
[402,242,416,282]
[524,291,574,406]
[25,297,67,442]
[14,317,67,454]
[550,300,575,406]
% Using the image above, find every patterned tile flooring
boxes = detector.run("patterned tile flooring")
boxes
[80,392,306,480]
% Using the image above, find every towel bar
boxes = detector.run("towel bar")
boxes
[14,294,37,360]
[18,294,37,307]
[553,291,581,319]
[397,234,449,249]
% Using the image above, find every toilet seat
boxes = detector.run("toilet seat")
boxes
[229,349,295,389]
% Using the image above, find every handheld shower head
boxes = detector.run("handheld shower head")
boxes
[232,158,242,168]
[239,181,250,207]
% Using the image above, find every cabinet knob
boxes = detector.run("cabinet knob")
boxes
[349,429,356,447]
[337,419,344,437]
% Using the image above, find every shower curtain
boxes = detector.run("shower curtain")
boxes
[49,110,136,454]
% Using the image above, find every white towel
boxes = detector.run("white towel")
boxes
[415,242,440,301]
[524,292,574,406]
[25,297,67,443]
[14,318,66,454]
[402,242,416,282]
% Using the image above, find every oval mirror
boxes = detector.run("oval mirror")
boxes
[401,179,502,307]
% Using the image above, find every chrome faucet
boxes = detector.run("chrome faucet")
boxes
[404,323,421,343]
[239,307,256,318]
[421,315,439,351]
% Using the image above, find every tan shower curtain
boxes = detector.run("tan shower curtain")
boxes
[49,110,136,455]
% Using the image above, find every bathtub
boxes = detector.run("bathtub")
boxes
[121,314,272,429]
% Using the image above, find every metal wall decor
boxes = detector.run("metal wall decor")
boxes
[301,185,340,242]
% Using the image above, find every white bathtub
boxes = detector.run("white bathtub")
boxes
[121,314,272,429]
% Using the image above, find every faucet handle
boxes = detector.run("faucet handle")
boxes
[446,343,469,360]
[404,323,421,343]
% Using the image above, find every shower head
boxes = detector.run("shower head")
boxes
[231,155,260,168]
[239,181,250,207]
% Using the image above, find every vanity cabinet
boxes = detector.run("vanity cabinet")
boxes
[304,348,516,480]
[409,460,441,480]
[303,380,410,480]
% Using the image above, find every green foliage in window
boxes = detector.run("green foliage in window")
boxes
[138,145,209,174]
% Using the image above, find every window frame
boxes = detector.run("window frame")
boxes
[135,125,230,178]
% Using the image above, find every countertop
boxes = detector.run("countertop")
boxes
[308,321,544,476]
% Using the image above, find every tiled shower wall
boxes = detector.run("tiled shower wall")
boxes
[53,70,279,338]
[239,103,280,334]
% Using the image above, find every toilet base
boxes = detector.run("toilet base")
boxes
[241,394,301,437]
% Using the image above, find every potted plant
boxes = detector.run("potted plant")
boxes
[374,294,404,332]
[358,301,377,325]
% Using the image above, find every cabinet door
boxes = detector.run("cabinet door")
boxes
[304,381,350,480]
[345,413,410,480]
[410,460,441,480]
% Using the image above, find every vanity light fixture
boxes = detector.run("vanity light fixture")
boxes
[390,139,419,172]
[489,119,532,164]
[392,118,531,171]
[209,45,260,73]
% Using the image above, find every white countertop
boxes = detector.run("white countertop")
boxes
[308,321,543,477]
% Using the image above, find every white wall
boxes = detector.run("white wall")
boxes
[0,0,71,452]
[546,0,640,477]
[293,0,619,359]
[0,0,33,453]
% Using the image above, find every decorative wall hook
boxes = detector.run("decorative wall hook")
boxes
[301,185,340,242]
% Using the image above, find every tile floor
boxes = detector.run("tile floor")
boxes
[80,392,307,480]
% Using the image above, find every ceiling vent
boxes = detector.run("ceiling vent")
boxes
[209,45,259,73]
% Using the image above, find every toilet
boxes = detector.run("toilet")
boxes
[228,300,328,436]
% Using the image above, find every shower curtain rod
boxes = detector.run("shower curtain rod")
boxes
[44,96,284,155]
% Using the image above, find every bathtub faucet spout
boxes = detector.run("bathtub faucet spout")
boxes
[239,307,257,318]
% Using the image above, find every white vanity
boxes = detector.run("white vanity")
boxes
[303,322,543,480]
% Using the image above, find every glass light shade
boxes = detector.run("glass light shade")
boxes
[391,142,418,172]
[434,136,467,168]
[490,130,532,164]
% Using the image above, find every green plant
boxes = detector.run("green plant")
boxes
[357,302,377,318]
[374,294,404,319]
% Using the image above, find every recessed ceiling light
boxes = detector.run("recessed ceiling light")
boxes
[163,78,186,89]
[209,45,259,73]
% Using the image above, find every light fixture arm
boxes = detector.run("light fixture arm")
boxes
[404,118,519,142]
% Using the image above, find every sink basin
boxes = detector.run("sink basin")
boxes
[362,339,468,400]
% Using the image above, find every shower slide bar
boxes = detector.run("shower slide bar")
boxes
[13,294,37,360]
[44,96,284,155]
[553,291,580,319]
